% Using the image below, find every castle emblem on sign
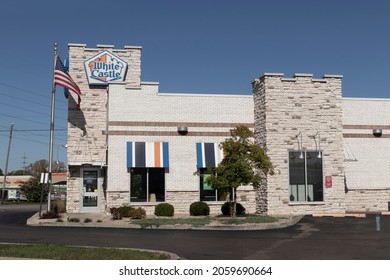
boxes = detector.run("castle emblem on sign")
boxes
[84,50,128,85]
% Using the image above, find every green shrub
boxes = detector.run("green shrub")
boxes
[40,210,61,219]
[155,203,174,217]
[110,207,122,220]
[119,205,134,218]
[84,218,92,223]
[51,199,66,213]
[190,201,210,216]
[67,217,80,223]
[130,207,146,219]
[221,202,246,216]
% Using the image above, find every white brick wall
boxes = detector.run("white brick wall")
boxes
[343,98,390,212]
[106,83,256,214]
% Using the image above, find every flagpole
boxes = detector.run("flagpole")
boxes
[47,42,58,211]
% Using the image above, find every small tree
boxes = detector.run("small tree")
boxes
[20,175,48,202]
[200,125,273,216]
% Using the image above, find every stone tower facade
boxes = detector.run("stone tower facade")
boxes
[66,44,142,213]
[252,73,346,215]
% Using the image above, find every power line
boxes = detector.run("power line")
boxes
[0,132,50,146]
[0,129,67,132]
[0,90,68,112]
[0,100,51,117]
[0,112,66,126]
[0,82,67,105]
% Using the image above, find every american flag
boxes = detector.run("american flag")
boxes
[54,56,81,107]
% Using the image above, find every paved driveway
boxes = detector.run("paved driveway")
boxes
[0,204,389,259]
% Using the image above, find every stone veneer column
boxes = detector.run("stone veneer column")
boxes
[252,73,346,215]
[66,44,142,213]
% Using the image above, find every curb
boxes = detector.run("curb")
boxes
[27,212,303,231]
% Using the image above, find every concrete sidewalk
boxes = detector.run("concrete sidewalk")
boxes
[27,211,303,231]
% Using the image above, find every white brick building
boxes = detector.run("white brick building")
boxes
[65,43,390,215]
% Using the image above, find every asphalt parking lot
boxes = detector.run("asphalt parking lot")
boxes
[1,204,390,259]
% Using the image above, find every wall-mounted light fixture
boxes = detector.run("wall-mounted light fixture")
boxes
[312,131,322,159]
[177,127,188,136]
[373,129,382,137]
[296,132,304,159]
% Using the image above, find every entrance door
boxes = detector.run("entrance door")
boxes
[80,168,99,212]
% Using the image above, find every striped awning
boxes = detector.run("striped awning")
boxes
[196,142,223,168]
[127,142,169,168]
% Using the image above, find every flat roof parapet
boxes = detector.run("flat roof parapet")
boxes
[294,73,313,78]
[323,74,343,79]
[255,72,343,82]
[124,45,143,50]
[97,44,115,49]
[68,43,142,51]
[260,73,284,78]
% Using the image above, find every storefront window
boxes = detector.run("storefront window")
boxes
[199,169,230,201]
[130,168,165,202]
[289,151,323,202]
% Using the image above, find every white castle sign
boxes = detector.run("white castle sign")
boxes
[84,50,128,85]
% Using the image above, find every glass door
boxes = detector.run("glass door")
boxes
[80,169,99,212]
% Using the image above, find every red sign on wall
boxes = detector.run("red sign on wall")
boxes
[325,176,332,188]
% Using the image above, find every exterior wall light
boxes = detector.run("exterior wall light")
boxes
[312,131,322,159]
[296,132,304,159]
[373,129,382,137]
[177,127,188,135]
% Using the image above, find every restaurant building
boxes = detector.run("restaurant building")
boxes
[65,43,390,215]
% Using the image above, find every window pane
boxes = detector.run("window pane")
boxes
[199,169,216,201]
[306,151,323,201]
[149,168,165,202]
[130,168,147,202]
[83,196,98,207]
[83,171,98,192]
[289,151,305,202]
[217,189,230,201]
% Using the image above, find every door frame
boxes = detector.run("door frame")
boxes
[80,167,100,212]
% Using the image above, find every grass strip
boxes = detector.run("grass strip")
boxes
[131,217,212,228]
[219,215,277,224]
[0,243,169,260]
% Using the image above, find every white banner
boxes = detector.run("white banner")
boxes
[0,260,387,280]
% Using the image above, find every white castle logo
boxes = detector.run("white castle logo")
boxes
[84,50,128,85]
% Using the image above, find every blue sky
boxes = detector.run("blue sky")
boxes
[0,0,389,172]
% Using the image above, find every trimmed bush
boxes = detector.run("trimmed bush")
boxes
[110,207,122,220]
[119,205,134,218]
[110,205,134,220]
[155,203,174,217]
[51,199,66,214]
[221,202,246,216]
[130,207,146,219]
[67,217,80,223]
[40,210,61,219]
[190,201,210,216]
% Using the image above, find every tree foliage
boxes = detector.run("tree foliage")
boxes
[20,175,48,202]
[197,126,273,215]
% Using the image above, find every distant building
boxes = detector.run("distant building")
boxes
[0,175,31,200]
[0,173,67,201]
[65,43,390,215]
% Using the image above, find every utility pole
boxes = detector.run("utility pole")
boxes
[1,123,14,204]
[21,152,28,175]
